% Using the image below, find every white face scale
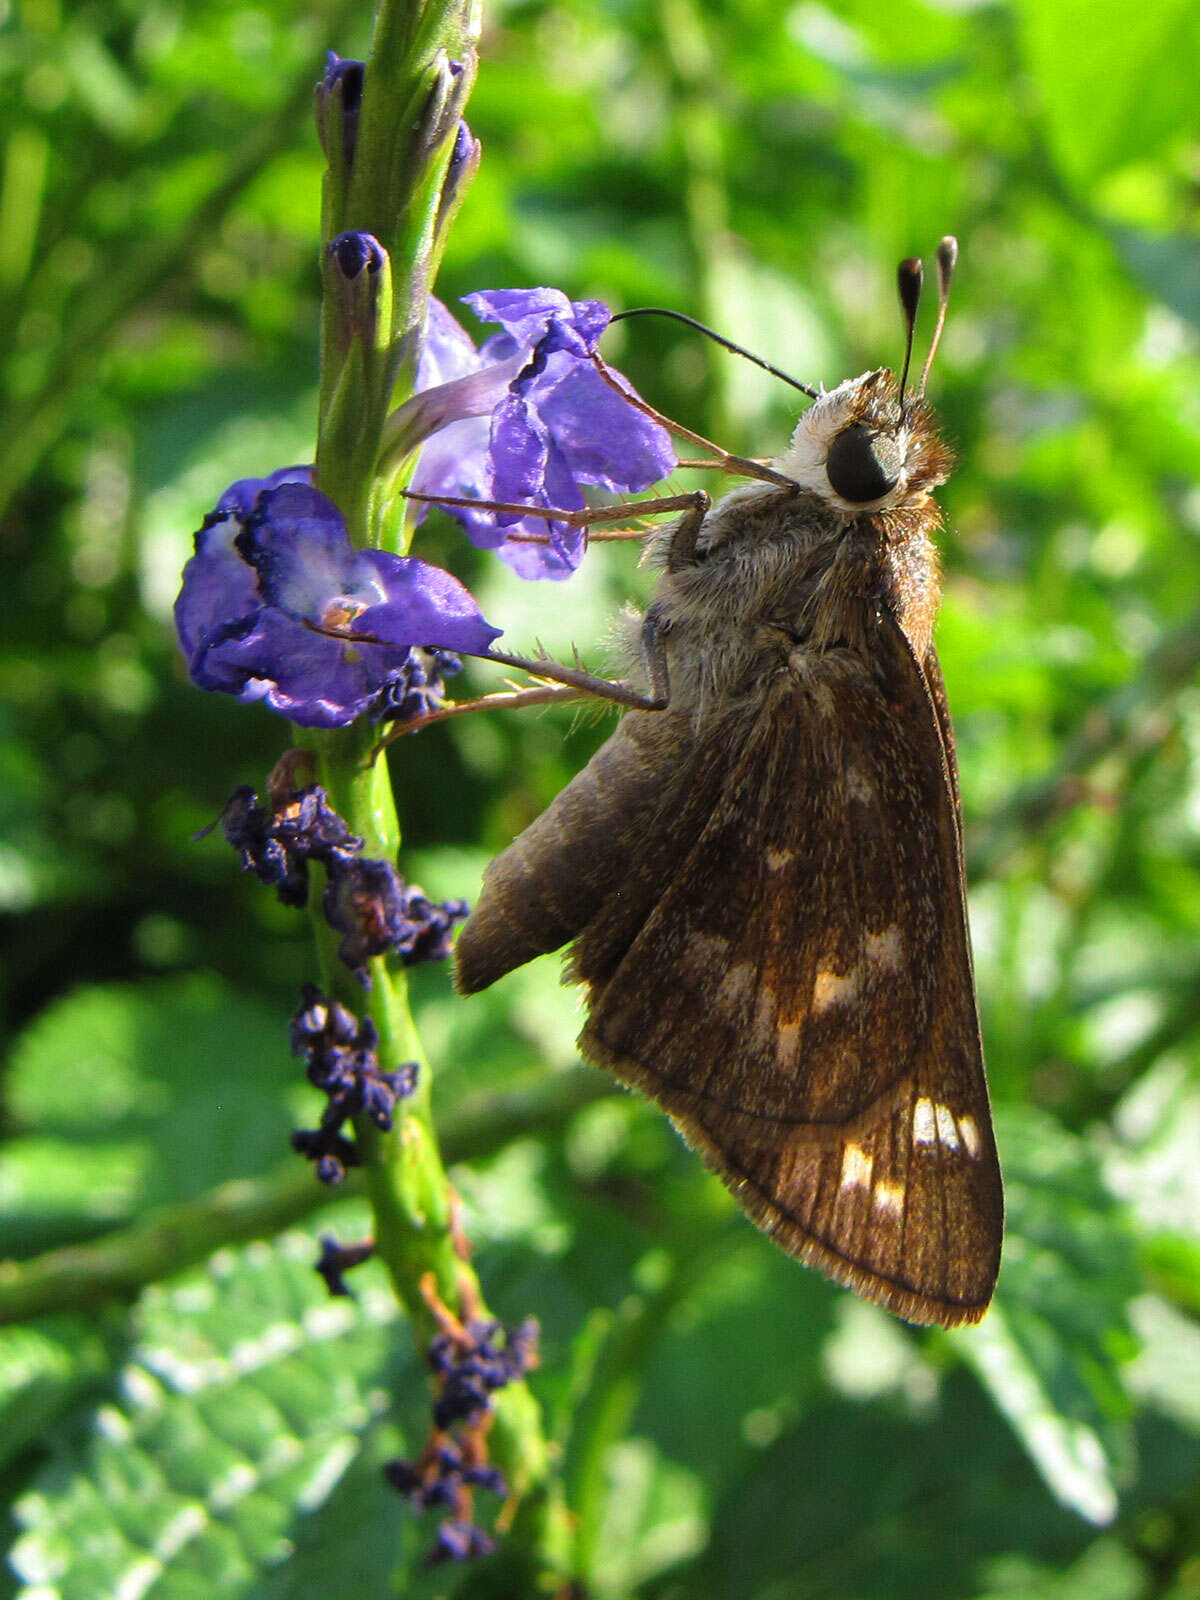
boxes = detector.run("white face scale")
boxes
[771,372,916,517]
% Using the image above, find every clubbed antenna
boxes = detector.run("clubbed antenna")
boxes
[919,235,958,396]
[896,256,923,413]
[610,307,819,400]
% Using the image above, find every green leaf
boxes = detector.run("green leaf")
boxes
[1110,226,1200,332]
[954,1108,1140,1524]
[1015,0,1200,186]
[8,1232,404,1600]
[2,978,297,1255]
[587,1437,706,1600]
[0,1317,111,1473]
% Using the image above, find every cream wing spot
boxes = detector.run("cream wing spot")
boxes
[717,961,757,1006]
[912,1097,937,1147]
[874,1181,904,1216]
[839,1143,874,1191]
[685,932,731,970]
[844,765,875,804]
[749,986,778,1053]
[958,1113,982,1158]
[934,1102,961,1152]
[812,965,861,1012]
[864,925,903,970]
[765,846,794,871]
[776,1017,803,1065]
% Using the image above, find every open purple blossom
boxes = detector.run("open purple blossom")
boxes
[175,480,500,728]
[403,287,676,579]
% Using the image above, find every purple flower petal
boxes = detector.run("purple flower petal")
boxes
[463,288,610,358]
[174,514,260,669]
[487,393,553,517]
[216,465,313,519]
[198,609,388,727]
[240,484,369,624]
[532,355,675,491]
[408,290,676,581]
[356,551,501,655]
[418,298,485,389]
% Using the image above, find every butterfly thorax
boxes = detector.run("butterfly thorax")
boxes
[631,370,952,724]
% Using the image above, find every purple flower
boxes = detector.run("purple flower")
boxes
[216,465,313,519]
[175,481,500,728]
[402,288,677,580]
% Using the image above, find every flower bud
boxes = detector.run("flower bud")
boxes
[324,230,390,359]
[434,119,482,245]
[315,53,364,173]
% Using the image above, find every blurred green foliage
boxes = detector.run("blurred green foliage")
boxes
[3,0,1200,1594]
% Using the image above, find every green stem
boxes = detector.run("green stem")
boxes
[305,0,575,1578]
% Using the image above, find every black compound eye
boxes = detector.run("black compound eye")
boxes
[825,422,901,504]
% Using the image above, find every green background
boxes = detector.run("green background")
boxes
[3,0,1200,1594]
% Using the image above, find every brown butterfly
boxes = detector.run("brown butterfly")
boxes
[452,240,1002,1327]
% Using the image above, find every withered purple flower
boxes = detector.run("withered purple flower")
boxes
[175,481,500,728]
[323,856,469,984]
[211,783,361,908]
[370,646,461,724]
[385,1309,537,1568]
[290,983,418,1184]
[291,1125,361,1186]
[314,1233,375,1298]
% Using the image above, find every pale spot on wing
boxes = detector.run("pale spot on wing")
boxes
[934,1102,960,1151]
[765,846,794,871]
[864,925,904,969]
[687,932,731,968]
[958,1113,982,1158]
[874,1180,904,1215]
[717,961,757,1006]
[749,987,778,1053]
[813,965,861,1011]
[776,1017,803,1064]
[845,764,875,803]
[912,1096,937,1146]
[840,1143,874,1190]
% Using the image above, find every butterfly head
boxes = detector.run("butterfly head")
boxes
[772,368,953,516]
[771,237,959,518]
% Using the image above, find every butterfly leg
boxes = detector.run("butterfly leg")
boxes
[403,488,710,537]
[665,490,711,571]
[641,605,671,704]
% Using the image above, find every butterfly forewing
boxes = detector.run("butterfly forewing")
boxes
[578,618,1001,1326]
